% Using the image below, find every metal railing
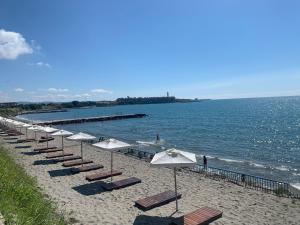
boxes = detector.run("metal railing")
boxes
[117,148,300,199]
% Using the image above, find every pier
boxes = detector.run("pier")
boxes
[36,113,147,125]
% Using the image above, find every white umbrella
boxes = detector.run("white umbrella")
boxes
[40,127,58,149]
[28,125,44,141]
[67,132,96,166]
[93,138,131,182]
[150,148,197,212]
[51,130,73,156]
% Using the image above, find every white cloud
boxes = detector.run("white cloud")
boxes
[47,88,69,93]
[28,61,51,68]
[0,29,33,60]
[75,93,91,98]
[14,88,24,92]
[91,88,112,94]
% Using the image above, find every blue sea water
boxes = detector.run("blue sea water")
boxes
[18,96,300,185]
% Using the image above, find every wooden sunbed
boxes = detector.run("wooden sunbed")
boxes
[101,177,141,190]
[86,170,122,181]
[62,159,93,167]
[170,207,223,225]
[6,133,20,136]
[34,146,57,151]
[71,164,104,174]
[54,156,81,162]
[17,138,35,143]
[38,137,54,143]
[135,190,182,210]
[39,148,63,153]
[46,152,73,159]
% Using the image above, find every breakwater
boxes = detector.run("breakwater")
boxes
[36,113,147,125]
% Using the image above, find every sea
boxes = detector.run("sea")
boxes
[17,96,300,188]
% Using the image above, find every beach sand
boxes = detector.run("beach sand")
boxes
[1,131,299,225]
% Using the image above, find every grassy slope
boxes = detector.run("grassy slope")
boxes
[0,147,67,225]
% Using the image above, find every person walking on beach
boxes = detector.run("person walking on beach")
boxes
[203,155,208,170]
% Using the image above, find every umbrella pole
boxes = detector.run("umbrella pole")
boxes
[62,136,64,156]
[46,133,49,149]
[111,151,113,183]
[174,168,178,212]
[81,141,83,166]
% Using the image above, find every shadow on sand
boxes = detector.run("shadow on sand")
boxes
[48,168,73,177]
[72,181,109,196]
[133,215,172,225]
[22,151,40,156]
[15,145,32,149]
[33,159,57,165]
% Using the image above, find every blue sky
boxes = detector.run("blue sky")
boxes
[0,0,300,102]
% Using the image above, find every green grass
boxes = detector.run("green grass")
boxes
[0,147,67,225]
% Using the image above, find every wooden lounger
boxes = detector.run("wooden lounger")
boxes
[71,164,104,174]
[170,207,223,225]
[86,170,122,182]
[17,139,35,143]
[38,137,54,143]
[101,177,141,190]
[46,152,73,159]
[63,159,93,167]
[135,190,182,211]
[34,146,57,151]
[39,148,63,153]
[54,156,81,162]
[6,133,20,136]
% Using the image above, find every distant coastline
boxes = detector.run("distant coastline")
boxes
[0,96,210,117]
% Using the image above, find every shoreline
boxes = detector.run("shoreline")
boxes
[0,130,299,225]
[13,115,300,191]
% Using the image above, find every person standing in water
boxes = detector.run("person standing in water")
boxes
[203,155,208,170]
[156,133,160,142]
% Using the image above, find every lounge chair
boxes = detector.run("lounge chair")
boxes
[39,148,63,153]
[86,170,122,181]
[54,156,81,162]
[101,177,141,191]
[16,138,35,143]
[135,190,181,211]
[38,137,54,143]
[62,159,93,167]
[46,152,73,159]
[169,207,222,225]
[71,164,104,174]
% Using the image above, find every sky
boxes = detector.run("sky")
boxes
[0,0,300,102]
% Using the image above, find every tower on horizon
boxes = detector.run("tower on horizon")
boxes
[167,92,169,97]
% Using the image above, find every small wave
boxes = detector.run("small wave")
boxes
[290,183,300,191]
[196,155,244,163]
[136,139,166,146]
[292,173,300,176]
[136,140,155,146]
[249,162,266,168]
[217,157,244,163]
[274,165,289,171]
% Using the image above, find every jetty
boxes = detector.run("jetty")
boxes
[35,113,147,125]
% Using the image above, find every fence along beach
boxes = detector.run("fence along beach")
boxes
[0,116,300,225]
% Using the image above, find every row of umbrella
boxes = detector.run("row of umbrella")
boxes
[0,116,197,212]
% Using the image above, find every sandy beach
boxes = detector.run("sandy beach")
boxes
[1,131,299,225]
